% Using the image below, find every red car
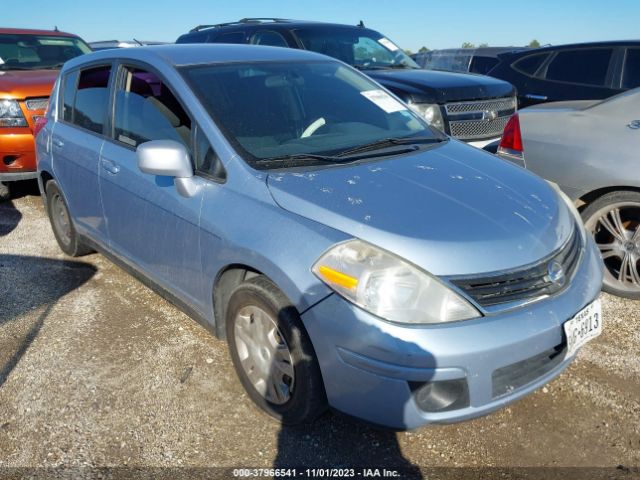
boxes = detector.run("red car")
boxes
[0,27,91,200]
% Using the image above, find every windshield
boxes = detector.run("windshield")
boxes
[293,27,420,70]
[0,34,91,70]
[181,61,442,169]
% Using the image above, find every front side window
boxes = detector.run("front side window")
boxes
[113,67,192,149]
[544,49,613,86]
[251,30,288,48]
[0,34,91,70]
[622,48,640,89]
[293,27,419,70]
[181,60,441,170]
[72,65,111,134]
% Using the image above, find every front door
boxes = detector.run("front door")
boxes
[98,64,206,313]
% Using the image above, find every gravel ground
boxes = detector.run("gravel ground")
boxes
[0,188,639,480]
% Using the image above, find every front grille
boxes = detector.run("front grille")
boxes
[492,345,565,398]
[445,96,516,141]
[451,227,582,307]
[449,116,510,141]
[24,97,49,111]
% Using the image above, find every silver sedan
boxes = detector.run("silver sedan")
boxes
[498,88,640,299]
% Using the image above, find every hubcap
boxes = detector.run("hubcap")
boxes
[586,203,640,293]
[233,306,294,405]
[52,194,71,245]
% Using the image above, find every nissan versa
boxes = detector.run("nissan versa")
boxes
[36,45,603,429]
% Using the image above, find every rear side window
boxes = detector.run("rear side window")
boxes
[212,32,245,44]
[251,30,288,47]
[113,67,192,149]
[622,48,640,89]
[544,49,613,86]
[63,65,112,134]
[512,53,549,76]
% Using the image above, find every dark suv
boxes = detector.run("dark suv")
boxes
[177,18,517,150]
[487,41,640,108]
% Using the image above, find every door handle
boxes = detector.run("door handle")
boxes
[101,159,120,174]
[52,138,64,148]
[524,94,548,101]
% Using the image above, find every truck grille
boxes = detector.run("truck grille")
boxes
[450,227,582,307]
[445,96,516,141]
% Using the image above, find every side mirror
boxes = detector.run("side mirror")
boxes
[137,140,200,197]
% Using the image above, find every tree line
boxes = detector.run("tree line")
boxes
[408,39,541,55]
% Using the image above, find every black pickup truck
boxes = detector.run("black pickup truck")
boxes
[177,18,517,150]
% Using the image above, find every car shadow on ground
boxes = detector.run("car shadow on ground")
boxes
[0,254,96,388]
[0,201,22,237]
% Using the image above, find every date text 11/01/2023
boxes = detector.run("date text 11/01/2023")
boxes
[232,468,402,478]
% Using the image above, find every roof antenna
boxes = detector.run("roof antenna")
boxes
[357,20,365,28]
[54,25,59,31]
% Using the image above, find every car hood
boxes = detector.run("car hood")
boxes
[267,140,573,276]
[0,69,59,98]
[365,68,515,104]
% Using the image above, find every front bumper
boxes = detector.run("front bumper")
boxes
[0,130,37,181]
[301,235,603,430]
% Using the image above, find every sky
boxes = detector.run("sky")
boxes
[3,0,639,52]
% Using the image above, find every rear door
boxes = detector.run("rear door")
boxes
[526,47,619,105]
[98,62,207,312]
[51,63,113,242]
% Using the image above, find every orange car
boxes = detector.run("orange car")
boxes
[0,28,91,200]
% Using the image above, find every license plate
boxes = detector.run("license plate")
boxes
[564,299,602,357]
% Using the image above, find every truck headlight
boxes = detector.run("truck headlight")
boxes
[0,99,27,127]
[312,240,481,324]
[408,102,445,132]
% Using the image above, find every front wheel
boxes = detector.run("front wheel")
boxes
[226,276,327,424]
[582,190,640,299]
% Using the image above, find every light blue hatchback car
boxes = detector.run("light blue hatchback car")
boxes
[36,44,603,429]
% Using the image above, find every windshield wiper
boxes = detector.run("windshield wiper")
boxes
[0,65,37,71]
[39,63,65,70]
[337,136,444,157]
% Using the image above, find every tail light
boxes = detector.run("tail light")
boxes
[497,113,523,158]
[33,116,48,138]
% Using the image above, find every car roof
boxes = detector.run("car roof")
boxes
[500,40,640,59]
[0,27,80,38]
[187,18,373,34]
[63,43,337,70]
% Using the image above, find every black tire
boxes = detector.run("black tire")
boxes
[0,182,10,202]
[45,180,92,257]
[226,276,327,424]
[581,190,640,300]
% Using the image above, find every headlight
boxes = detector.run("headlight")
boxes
[407,102,445,132]
[0,99,27,127]
[312,239,481,324]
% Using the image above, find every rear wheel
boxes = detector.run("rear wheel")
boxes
[46,180,92,257]
[582,190,640,299]
[0,182,10,202]
[225,276,327,424]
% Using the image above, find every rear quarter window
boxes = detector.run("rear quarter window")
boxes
[512,53,550,76]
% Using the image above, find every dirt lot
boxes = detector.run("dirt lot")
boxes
[0,188,639,479]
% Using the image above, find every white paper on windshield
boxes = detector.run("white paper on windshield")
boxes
[378,38,399,51]
[361,89,407,113]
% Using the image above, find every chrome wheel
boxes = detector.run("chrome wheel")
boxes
[51,192,71,246]
[233,305,294,405]
[585,202,640,295]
